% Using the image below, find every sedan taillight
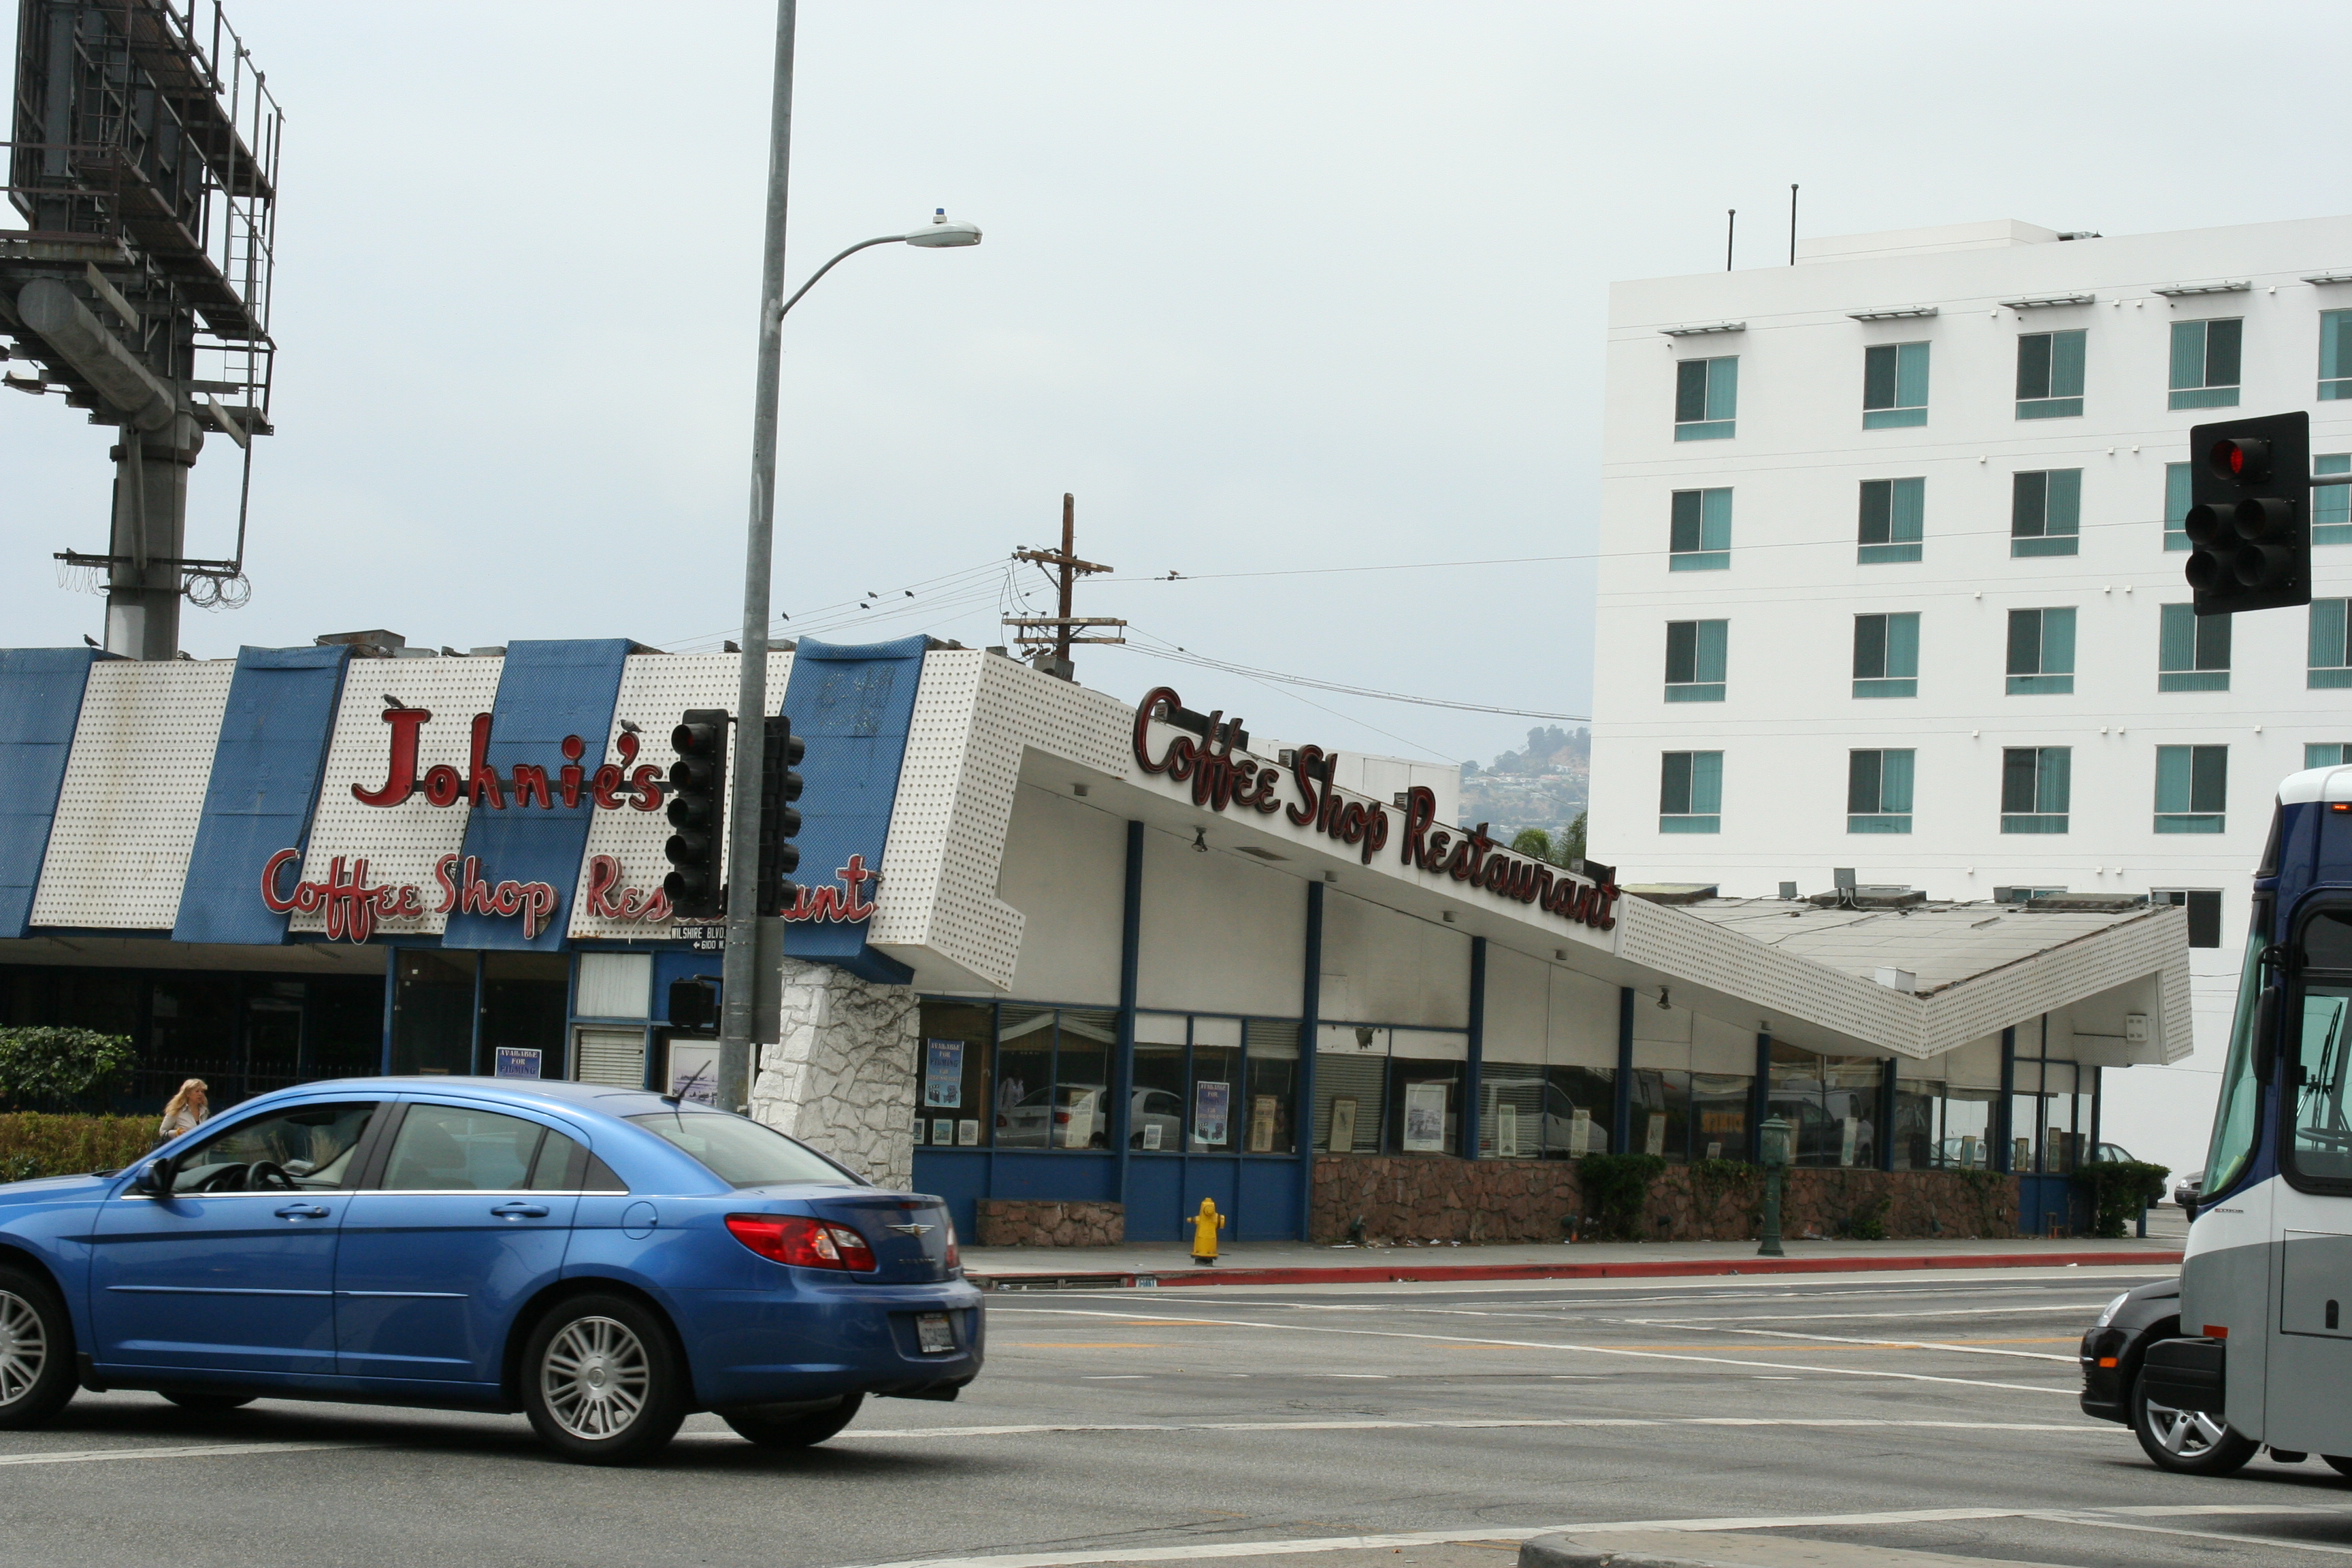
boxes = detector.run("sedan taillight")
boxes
[725,1213,877,1271]
[944,1216,960,1270]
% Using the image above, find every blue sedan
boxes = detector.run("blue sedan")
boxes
[0,1079,983,1463]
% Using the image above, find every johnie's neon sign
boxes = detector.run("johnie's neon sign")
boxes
[1132,686,1617,932]
[353,706,667,812]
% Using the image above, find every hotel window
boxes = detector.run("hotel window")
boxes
[2011,468,2082,557]
[2312,599,2352,689]
[2001,747,2070,834]
[2169,317,2242,410]
[2155,745,2227,834]
[1669,487,1732,570]
[1858,476,1925,564]
[2164,462,2193,552]
[1847,748,1914,834]
[2153,889,2225,949]
[1659,750,1722,834]
[1852,611,1919,698]
[2318,455,2352,545]
[1674,356,1737,440]
[2006,607,2076,695]
[1664,619,1727,702]
[2158,603,2230,691]
[1863,342,1929,429]
[2323,309,2352,400]
[2016,329,2086,419]
[2309,743,2352,769]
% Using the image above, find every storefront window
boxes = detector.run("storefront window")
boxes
[1189,1017,1241,1152]
[481,952,567,1078]
[1768,1045,1886,1166]
[994,1006,1056,1149]
[1316,1037,1386,1154]
[1940,1089,1996,1168]
[1632,1069,1689,1158]
[916,1001,992,1149]
[1132,1013,1186,1154]
[1058,1009,1116,1150]
[1541,1065,1614,1156]
[1481,1063,1543,1157]
[392,949,474,1076]
[1891,1079,1938,1169]
[1691,1073,1749,1160]
[1389,1058,1461,1154]
[1243,1019,1298,1155]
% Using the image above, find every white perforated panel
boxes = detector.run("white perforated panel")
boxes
[570,652,791,939]
[31,660,235,930]
[291,657,505,937]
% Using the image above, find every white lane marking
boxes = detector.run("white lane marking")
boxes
[834,1502,2352,1568]
[711,1417,2106,1441]
[1629,1303,2111,1323]
[993,1307,2074,1394]
[0,1441,371,1467]
[1642,1324,2077,1364]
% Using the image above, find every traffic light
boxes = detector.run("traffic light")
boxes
[755,714,806,916]
[2185,410,2311,617]
[663,708,728,918]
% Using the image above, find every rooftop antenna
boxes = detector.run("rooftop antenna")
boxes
[3,0,283,657]
[1788,184,1799,265]
[1725,209,1735,272]
[1007,493,1125,681]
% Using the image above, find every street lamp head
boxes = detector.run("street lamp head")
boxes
[904,208,982,248]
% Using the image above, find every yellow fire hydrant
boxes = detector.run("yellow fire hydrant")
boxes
[1190,1197,1225,1265]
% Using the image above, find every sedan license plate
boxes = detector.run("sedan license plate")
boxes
[916,1311,956,1354]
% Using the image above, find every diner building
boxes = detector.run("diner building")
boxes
[0,634,2191,1241]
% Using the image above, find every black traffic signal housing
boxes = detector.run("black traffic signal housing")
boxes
[663,709,729,918]
[668,977,718,1032]
[2185,410,2311,617]
[755,714,806,916]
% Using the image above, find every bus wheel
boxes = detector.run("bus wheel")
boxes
[2132,1375,2257,1475]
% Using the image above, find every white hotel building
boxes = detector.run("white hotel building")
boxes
[1591,214,2352,1169]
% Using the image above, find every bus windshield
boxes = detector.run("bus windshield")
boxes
[2203,923,2271,1199]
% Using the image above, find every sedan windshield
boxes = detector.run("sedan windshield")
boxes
[627,1111,860,1189]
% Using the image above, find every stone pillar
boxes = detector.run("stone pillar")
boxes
[747,957,919,1190]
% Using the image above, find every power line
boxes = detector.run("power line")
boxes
[1117,624,1588,722]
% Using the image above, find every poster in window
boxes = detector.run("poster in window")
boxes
[1570,1107,1592,1156]
[911,1122,925,1146]
[933,1117,956,1147]
[924,1039,965,1109]
[1495,1102,1519,1158]
[1403,1082,1448,1152]
[958,1119,980,1146]
[1840,1115,1859,1168]
[1328,1097,1358,1154]
[1142,1121,1164,1151]
[1644,1111,1667,1157]
[1248,1094,1278,1153]
[493,1046,542,1079]
[666,1040,719,1105]
[1195,1081,1230,1147]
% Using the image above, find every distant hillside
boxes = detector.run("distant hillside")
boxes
[1458,725,1588,841]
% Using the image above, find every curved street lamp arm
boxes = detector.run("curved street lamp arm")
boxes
[777,235,907,321]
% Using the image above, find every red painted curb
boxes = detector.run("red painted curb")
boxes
[973,1249,2182,1290]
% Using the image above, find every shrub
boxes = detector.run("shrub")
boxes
[1578,1152,1666,1241]
[2074,1159,2171,1239]
[0,1027,136,1113]
[0,1113,157,1183]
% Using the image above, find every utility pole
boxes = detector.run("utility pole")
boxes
[717,0,797,1116]
[1007,494,1125,681]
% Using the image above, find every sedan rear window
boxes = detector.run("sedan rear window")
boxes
[627,1111,861,1189]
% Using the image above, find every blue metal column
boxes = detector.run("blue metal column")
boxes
[1995,1026,2017,1174]
[1113,821,1143,1213]
[1613,987,1634,1154]
[1878,1058,1898,1172]
[1463,938,1486,1160]
[469,952,486,1076]
[1750,1032,1771,1162]
[1296,881,1325,1242]
[379,952,399,1075]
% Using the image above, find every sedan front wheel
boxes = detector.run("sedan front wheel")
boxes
[2132,1372,2257,1476]
[521,1294,688,1465]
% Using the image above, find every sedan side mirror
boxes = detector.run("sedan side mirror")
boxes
[133,1158,175,1197]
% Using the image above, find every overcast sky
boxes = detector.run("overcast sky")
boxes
[4,1,2348,771]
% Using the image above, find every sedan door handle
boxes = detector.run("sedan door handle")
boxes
[491,1202,550,1220]
[274,1203,331,1220]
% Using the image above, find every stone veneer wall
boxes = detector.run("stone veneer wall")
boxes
[975,1200,1127,1247]
[748,957,919,1190]
[1310,1156,2020,1243]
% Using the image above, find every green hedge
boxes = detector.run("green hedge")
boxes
[2074,1159,2171,1239]
[0,1027,135,1113]
[0,1113,157,1184]
[1578,1152,1667,1241]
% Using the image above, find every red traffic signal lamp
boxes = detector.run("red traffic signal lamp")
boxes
[2185,411,2310,617]
[664,709,729,918]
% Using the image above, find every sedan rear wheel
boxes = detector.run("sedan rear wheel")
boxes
[0,1266,76,1430]
[521,1294,687,1465]
[2132,1373,2257,1475]
[721,1392,864,1448]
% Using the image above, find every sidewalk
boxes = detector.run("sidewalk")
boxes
[963,1210,2188,1290]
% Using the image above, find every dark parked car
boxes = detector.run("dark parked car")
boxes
[2174,1170,2204,1211]
[0,1079,981,1464]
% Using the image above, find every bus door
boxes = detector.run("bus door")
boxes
[2268,914,2352,1452]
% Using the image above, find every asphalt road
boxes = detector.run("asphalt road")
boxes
[10,1266,2352,1568]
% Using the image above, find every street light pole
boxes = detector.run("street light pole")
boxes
[715,0,799,1115]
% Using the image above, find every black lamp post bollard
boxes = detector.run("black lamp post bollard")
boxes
[1757,1114,1791,1258]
